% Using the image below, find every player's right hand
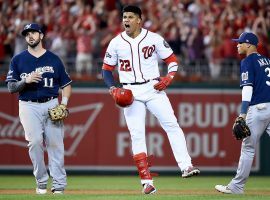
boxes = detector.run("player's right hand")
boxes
[109,86,117,96]
[25,72,42,83]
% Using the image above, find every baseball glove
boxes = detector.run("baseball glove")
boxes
[111,87,134,107]
[232,116,251,140]
[48,104,69,121]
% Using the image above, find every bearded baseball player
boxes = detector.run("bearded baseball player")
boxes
[102,5,200,194]
[215,32,270,194]
[5,23,72,194]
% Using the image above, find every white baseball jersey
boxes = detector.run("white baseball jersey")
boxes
[103,28,177,83]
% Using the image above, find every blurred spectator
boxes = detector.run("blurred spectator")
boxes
[167,26,181,56]
[187,27,204,61]
[0,24,6,63]
[100,9,121,57]
[0,0,269,83]
[13,24,28,56]
[3,29,14,59]
[220,27,238,79]
[252,9,269,57]
[73,4,96,77]
[50,27,69,66]
[204,26,223,79]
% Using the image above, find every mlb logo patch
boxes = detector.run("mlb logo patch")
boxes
[241,72,248,81]
[105,52,112,58]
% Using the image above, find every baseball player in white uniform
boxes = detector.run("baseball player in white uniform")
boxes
[102,5,200,194]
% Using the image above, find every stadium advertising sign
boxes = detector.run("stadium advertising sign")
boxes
[0,88,259,172]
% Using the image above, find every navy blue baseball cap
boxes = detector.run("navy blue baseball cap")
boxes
[232,32,258,46]
[21,23,43,36]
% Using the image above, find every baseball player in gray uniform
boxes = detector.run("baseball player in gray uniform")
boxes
[215,32,270,194]
[5,23,72,194]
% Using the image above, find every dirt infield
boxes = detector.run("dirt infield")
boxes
[1,189,270,195]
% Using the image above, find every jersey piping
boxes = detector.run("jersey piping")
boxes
[138,30,149,82]
[120,34,136,82]
[120,29,149,83]
[61,80,72,89]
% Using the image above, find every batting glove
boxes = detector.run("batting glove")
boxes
[154,72,175,91]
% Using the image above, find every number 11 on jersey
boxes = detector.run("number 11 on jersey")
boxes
[44,77,53,87]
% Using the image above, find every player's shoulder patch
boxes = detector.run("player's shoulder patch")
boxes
[241,71,248,81]
[163,40,170,48]
[105,52,112,58]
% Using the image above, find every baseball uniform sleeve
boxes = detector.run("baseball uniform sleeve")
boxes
[155,34,174,60]
[240,58,254,88]
[103,38,118,67]
[57,58,72,88]
[6,57,20,82]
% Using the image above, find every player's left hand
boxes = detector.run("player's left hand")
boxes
[154,72,175,91]
[48,104,69,121]
[232,116,251,140]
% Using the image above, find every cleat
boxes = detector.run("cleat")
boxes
[36,184,47,194]
[142,183,156,194]
[215,185,232,194]
[36,188,47,195]
[182,166,200,178]
[52,189,64,194]
[53,190,64,194]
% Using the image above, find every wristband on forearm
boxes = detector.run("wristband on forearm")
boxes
[61,96,68,105]
[240,101,250,114]
[102,69,115,88]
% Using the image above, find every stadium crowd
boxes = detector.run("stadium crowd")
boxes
[0,0,269,82]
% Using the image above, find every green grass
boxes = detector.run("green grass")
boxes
[0,175,269,199]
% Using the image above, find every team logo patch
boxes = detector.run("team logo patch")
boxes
[105,52,112,58]
[24,24,32,30]
[163,40,170,48]
[241,71,248,81]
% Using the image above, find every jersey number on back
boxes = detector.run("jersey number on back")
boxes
[44,77,54,88]
[119,59,131,71]
[265,67,270,86]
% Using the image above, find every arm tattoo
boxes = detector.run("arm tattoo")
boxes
[7,79,26,93]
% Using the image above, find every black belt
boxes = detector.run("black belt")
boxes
[21,97,57,103]
[122,78,159,85]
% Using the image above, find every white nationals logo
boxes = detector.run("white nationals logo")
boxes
[0,103,103,156]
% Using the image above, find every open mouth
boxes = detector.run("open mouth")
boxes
[125,24,130,28]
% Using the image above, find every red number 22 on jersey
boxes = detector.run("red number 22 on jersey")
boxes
[119,59,132,71]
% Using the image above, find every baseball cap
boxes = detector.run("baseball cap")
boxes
[232,32,258,46]
[21,23,43,36]
[122,5,142,19]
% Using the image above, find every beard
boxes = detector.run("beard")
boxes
[27,38,41,48]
